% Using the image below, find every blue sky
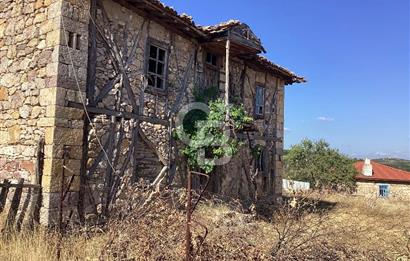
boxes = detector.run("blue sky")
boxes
[161,0,410,160]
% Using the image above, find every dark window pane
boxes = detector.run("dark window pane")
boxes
[148,74,155,87]
[206,52,212,63]
[68,32,75,48]
[157,62,164,75]
[76,34,81,50]
[211,54,217,66]
[158,49,166,62]
[156,78,163,89]
[149,45,157,59]
[148,59,157,73]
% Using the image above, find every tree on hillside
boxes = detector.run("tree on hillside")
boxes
[284,139,357,190]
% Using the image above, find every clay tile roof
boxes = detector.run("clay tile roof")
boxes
[354,161,410,184]
[254,56,306,84]
[140,0,305,84]
[199,20,242,34]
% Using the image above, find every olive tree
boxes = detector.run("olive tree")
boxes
[284,139,357,190]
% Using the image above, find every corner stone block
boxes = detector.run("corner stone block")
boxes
[42,191,80,210]
[45,127,83,146]
[39,87,65,106]
[42,174,81,193]
[43,158,81,179]
[44,144,83,160]
[46,105,84,120]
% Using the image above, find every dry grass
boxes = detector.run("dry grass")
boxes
[0,191,409,260]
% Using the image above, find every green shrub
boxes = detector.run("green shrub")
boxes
[284,139,357,190]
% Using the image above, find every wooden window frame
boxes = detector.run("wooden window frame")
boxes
[145,38,169,94]
[205,51,219,68]
[254,84,265,119]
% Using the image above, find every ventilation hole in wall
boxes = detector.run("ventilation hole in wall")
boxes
[76,34,81,50]
[67,31,75,48]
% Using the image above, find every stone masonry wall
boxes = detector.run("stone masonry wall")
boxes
[0,0,61,184]
[214,58,285,200]
[0,0,90,225]
[356,181,410,201]
[1,0,287,224]
[79,0,286,209]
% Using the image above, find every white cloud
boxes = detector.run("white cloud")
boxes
[317,116,335,122]
[375,151,388,157]
[284,127,291,132]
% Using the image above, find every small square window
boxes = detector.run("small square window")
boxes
[378,184,390,198]
[206,52,217,66]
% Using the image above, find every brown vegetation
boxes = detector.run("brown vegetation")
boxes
[0,190,409,260]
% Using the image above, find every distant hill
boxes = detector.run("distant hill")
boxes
[373,158,410,172]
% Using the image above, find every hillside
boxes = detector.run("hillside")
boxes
[374,158,410,172]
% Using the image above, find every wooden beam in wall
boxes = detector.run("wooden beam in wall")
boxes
[67,101,169,126]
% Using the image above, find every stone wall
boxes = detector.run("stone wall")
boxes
[0,0,60,183]
[0,0,90,225]
[213,58,285,200]
[356,181,410,201]
[1,0,287,224]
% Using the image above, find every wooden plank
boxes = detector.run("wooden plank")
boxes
[102,118,116,217]
[27,137,44,229]
[4,178,24,231]
[67,101,169,126]
[86,0,98,104]
[0,183,40,189]
[168,52,195,116]
[0,179,10,213]
[92,74,121,106]
[16,188,31,231]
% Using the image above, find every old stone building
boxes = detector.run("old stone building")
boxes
[355,159,410,200]
[0,0,304,224]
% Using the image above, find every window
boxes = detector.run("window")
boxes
[255,86,265,117]
[256,151,265,172]
[147,44,167,89]
[206,52,218,67]
[75,34,81,50]
[67,31,81,50]
[67,32,75,48]
[378,184,390,198]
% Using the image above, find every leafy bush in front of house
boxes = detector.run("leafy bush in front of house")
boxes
[176,98,252,174]
[284,139,357,190]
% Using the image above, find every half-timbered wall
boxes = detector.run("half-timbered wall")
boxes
[1,0,288,225]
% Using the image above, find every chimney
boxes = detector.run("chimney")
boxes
[362,158,373,176]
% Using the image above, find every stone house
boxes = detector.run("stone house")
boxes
[0,0,304,225]
[355,159,410,200]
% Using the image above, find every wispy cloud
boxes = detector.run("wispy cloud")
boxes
[284,127,291,132]
[375,151,388,157]
[317,116,335,122]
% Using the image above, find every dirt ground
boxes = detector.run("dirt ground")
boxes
[0,191,409,260]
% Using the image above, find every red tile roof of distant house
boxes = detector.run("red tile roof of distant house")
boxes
[354,161,410,184]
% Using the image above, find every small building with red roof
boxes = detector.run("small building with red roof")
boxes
[354,159,410,200]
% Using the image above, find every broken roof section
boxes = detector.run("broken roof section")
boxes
[124,0,305,84]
